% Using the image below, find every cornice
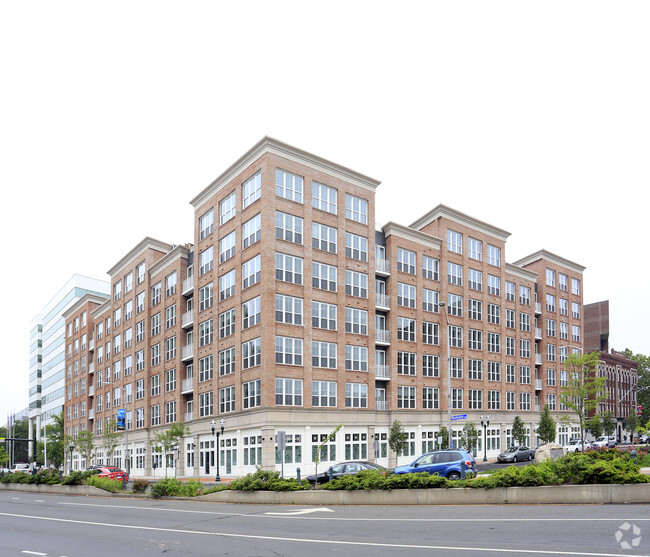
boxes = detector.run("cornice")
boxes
[410,204,511,242]
[107,237,174,278]
[505,262,538,281]
[61,293,110,319]
[512,249,586,274]
[382,221,442,251]
[149,244,190,278]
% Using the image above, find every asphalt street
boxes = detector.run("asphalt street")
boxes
[1,491,650,556]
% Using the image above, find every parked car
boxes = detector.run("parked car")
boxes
[11,463,33,475]
[592,436,616,449]
[393,450,477,480]
[96,466,129,482]
[496,446,535,463]
[304,461,388,485]
[563,439,591,453]
[639,434,648,444]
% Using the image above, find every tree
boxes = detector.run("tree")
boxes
[601,411,616,437]
[102,418,123,466]
[511,416,527,446]
[460,422,479,455]
[587,415,603,439]
[150,423,190,477]
[625,350,650,423]
[627,406,638,441]
[558,351,605,451]
[388,420,408,458]
[438,427,450,450]
[313,424,342,487]
[44,412,65,468]
[73,429,96,467]
[537,405,557,444]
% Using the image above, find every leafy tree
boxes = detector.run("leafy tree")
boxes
[0,445,9,467]
[438,427,450,450]
[388,420,408,458]
[313,424,342,487]
[42,412,65,468]
[559,351,605,451]
[150,423,190,477]
[460,422,479,455]
[625,350,650,423]
[537,405,557,444]
[73,429,96,467]
[601,411,616,437]
[626,406,638,441]
[511,416,527,446]
[587,415,603,439]
[102,418,123,466]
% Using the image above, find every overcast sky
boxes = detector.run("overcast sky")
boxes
[1,1,648,422]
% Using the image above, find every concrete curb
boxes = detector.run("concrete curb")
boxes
[4,482,650,505]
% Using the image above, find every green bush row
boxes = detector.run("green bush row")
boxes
[149,477,228,498]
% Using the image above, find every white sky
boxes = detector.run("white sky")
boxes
[1,1,648,421]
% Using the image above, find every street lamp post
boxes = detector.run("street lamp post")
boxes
[480,415,490,462]
[211,418,225,482]
[439,301,452,448]
[68,441,75,475]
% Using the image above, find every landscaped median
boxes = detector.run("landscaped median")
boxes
[3,448,650,505]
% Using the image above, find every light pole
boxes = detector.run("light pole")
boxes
[480,415,490,462]
[439,301,452,448]
[211,418,225,482]
[68,441,75,474]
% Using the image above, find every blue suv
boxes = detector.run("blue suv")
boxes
[393,449,477,480]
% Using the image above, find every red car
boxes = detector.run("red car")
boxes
[96,466,129,482]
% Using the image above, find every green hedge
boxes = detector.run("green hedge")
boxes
[228,469,307,492]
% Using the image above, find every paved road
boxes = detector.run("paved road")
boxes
[1,492,650,556]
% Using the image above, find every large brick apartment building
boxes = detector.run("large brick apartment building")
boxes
[64,137,587,478]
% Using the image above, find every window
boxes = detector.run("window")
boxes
[220,191,236,225]
[166,272,177,297]
[345,193,368,224]
[124,272,133,294]
[449,325,463,348]
[275,336,303,365]
[312,300,337,330]
[136,379,144,400]
[219,308,235,338]
[165,368,176,392]
[242,296,261,329]
[546,268,556,287]
[345,232,367,261]
[520,285,531,305]
[487,244,501,267]
[346,308,369,335]
[506,308,515,329]
[200,208,214,239]
[242,213,261,249]
[165,401,176,424]
[572,302,581,319]
[312,182,337,214]
[276,168,303,203]
[275,294,303,325]
[422,321,438,345]
[487,274,500,296]
[220,386,236,413]
[199,282,213,311]
[198,318,213,347]
[276,211,303,244]
[313,261,337,291]
[559,273,568,292]
[136,350,145,372]
[151,344,161,366]
[488,332,500,353]
[242,337,261,369]
[468,269,482,291]
[397,351,416,375]
[488,390,501,410]
[506,392,516,410]
[468,389,482,409]
[219,230,236,263]
[113,307,121,328]
[165,304,177,328]
[345,345,368,371]
[487,303,500,325]
[242,255,261,289]
[199,391,213,417]
[506,364,515,383]
[447,229,462,254]
[124,300,133,322]
[520,312,531,332]
[547,368,557,386]
[506,281,516,301]
[276,253,303,284]
[345,383,368,408]
[520,392,531,411]
[313,381,337,407]
[397,248,416,274]
[397,282,416,308]
[313,223,337,253]
[242,170,261,209]
[151,374,161,396]
[451,388,463,409]
[219,269,236,300]
[468,298,482,321]
[546,294,556,312]
[488,361,501,381]
[114,281,122,302]
[422,288,438,313]
[136,262,146,284]
[242,379,261,409]
[397,317,416,342]
[199,246,214,275]
[423,387,439,409]
[448,293,463,316]
[422,354,439,377]
[136,408,145,428]
[151,405,161,426]
[398,386,417,409]
[468,328,482,351]
[468,237,482,261]
[520,339,531,358]
[448,262,462,286]
[422,255,439,280]
[345,270,368,298]
[164,336,176,360]
[520,366,531,384]
[468,359,483,380]
[312,341,337,369]
[219,347,235,376]
[275,378,303,406]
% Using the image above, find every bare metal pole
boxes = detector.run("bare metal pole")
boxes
[440,302,452,448]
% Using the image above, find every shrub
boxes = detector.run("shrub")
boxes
[61,471,97,486]
[151,478,185,498]
[229,469,307,492]
[201,484,230,495]
[131,478,149,494]
[31,469,61,485]
[86,475,123,493]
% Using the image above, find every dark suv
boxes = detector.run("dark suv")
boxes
[393,449,477,480]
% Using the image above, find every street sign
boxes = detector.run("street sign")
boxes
[451,414,467,421]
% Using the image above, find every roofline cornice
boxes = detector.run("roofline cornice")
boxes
[505,262,538,281]
[62,293,110,319]
[150,244,190,278]
[512,249,586,274]
[382,221,442,251]
[107,237,174,278]
[190,136,381,209]
[410,204,511,242]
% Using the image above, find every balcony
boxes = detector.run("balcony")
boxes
[535,379,543,390]
[89,338,95,351]
[182,310,194,329]
[375,329,390,345]
[376,401,388,410]
[535,353,543,365]
[182,378,194,394]
[535,302,542,315]
[375,365,391,380]
[182,275,194,296]
[375,293,390,311]
[88,409,94,420]
[88,363,94,375]
[535,328,543,340]
[375,259,391,276]
[181,344,194,362]
[185,412,194,422]
[88,385,94,397]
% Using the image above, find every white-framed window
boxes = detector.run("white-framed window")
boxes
[219,308,235,338]
[312,341,337,369]
[275,294,303,325]
[276,168,303,203]
[449,325,463,348]
[276,211,303,244]
[151,283,161,307]
[219,191,236,225]
[450,357,463,378]
[488,361,501,381]
[136,262,146,284]
[422,255,439,280]
[242,379,261,409]
[468,328,482,351]
[151,404,161,426]
[468,237,482,261]
[220,386,236,413]
[448,262,462,286]
[468,359,482,380]
[397,248,416,274]
[397,316,416,342]
[199,246,214,276]
[397,351,416,375]
[346,307,368,335]
[520,392,531,411]
[468,268,482,291]
[422,321,438,345]
[313,380,337,407]
[151,373,161,396]
[546,393,556,411]
[506,281,516,302]
[151,344,161,366]
[312,300,337,330]
[488,390,501,410]
[506,364,515,383]
[423,387,439,409]
[422,288,438,313]
[313,222,337,253]
[520,312,531,332]
[219,269,236,300]
[345,382,368,408]
[165,336,176,360]
[487,274,500,296]
[451,388,463,409]
[275,336,303,365]
[345,270,368,298]
[345,345,368,371]
[520,339,531,358]
[199,282,213,311]
[546,293,556,312]
[166,271,177,297]
[487,303,500,325]
[242,296,261,329]
[199,391,213,417]
[165,368,176,392]
[312,182,337,214]
[345,193,368,224]
[165,304,177,328]
[219,230,236,263]
[546,268,556,287]
[198,318,213,347]
[547,368,557,386]
[345,232,368,261]
[468,389,483,409]
[397,282,416,308]
[242,170,261,209]
[487,244,501,267]
[242,255,261,289]
[488,332,500,353]
[124,272,133,294]
[520,366,531,384]
[242,213,261,249]
[422,354,439,377]
[275,378,303,405]
[506,308,515,329]
[242,337,261,369]
[520,285,531,305]
[313,261,337,291]
[559,273,568,292]
[200,208,214,239]
[398,386,416,409]
[165,400,176,424]
[447,229,462,254]
[448,293,463,316]
[276,252,303,285]
[468,298,482,321]
[219,347,235,376]
[506,392,515,411]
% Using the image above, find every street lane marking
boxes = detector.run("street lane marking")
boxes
[0,511,647,557]
[265,508,334,515]
[22,552,47,556]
